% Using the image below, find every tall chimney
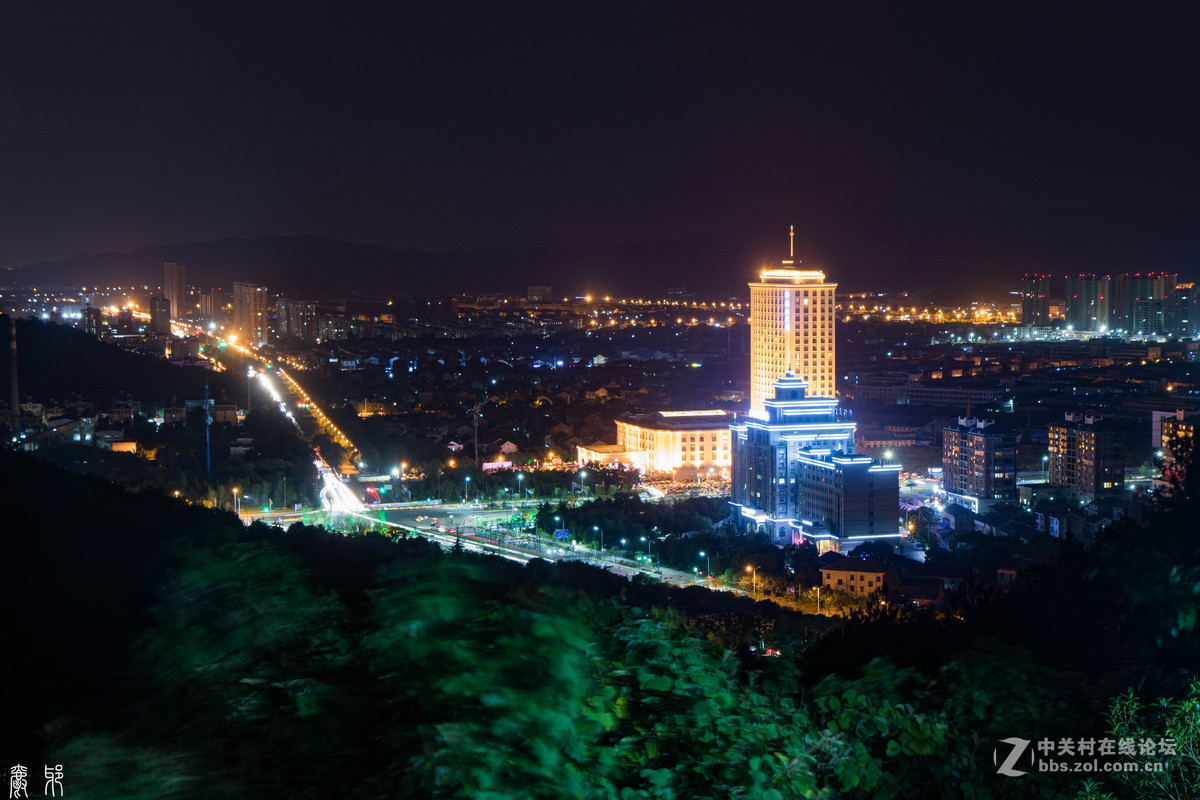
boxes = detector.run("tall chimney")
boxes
[9,318,19,434]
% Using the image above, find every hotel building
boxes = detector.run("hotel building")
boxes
[733,232,899,550]
[749,228,837,415]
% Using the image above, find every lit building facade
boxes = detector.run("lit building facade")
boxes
[941,418,1017,509]
[1048,413,1125,503]
[1021,274,1051,326]
[149,296,172,335]
[233,282,269,345]
[1162,411,1196,464]
[83,306,103,337]
[1063,272,1179,334]
[164,261,186,321]
[613,410,733,473]
[730,371,898,548]
[1161,411,1198,490]
[796,451,901,545]
[749,238,836,415]
[1119,273,1176,334]
[278,296,318,342]
[733,235,898,550]
[1065,275,1111,333]
[1165,284,1197,339]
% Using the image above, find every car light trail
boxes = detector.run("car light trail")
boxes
[316,459,366,514]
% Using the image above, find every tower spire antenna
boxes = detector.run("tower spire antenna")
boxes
[789,224,794,258]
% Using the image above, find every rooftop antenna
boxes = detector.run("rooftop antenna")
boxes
[789,224,794,258]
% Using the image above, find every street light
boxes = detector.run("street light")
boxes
[640,535,655,565]
[883,449,893,464]
[464,475,471,503]
[699,550,711,581]
[746,565,757,600]
[232,487,240,516]
[1042,454,1049,482]
[516,472,524,501]
[593,525,603,553]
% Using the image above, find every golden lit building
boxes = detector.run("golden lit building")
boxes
[749,228,837,415]
[820,556,890,598]
[577,411,733,475]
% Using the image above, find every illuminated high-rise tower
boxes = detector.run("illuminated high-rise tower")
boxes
[233,281,268,345]
[733,230,897,550]
[748,226,837,415]
[164,261,186,320]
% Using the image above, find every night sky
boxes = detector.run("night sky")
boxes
[3,2,1198,292]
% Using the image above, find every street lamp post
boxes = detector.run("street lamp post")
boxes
[593,525,603,554]
[233,487,240,517]
[464,475,471,504]
[1042,454,1049,482]
[640,535,655,567]
[699,550,711,582]
[745,565,756,600]
[516,472,524,503]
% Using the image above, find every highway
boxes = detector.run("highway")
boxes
[224,346,723,587]
[372,501,706,584]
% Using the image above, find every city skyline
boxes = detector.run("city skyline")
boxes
[6,5,1200,795]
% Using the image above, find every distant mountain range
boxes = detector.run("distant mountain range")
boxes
[6,204,1198,303]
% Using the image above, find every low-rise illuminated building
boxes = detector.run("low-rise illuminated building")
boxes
[577,410,733,476]
[820,557,890,598]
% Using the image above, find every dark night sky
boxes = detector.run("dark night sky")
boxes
[2,1,1198,290]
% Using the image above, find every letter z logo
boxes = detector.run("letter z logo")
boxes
[994,737,1032,777]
